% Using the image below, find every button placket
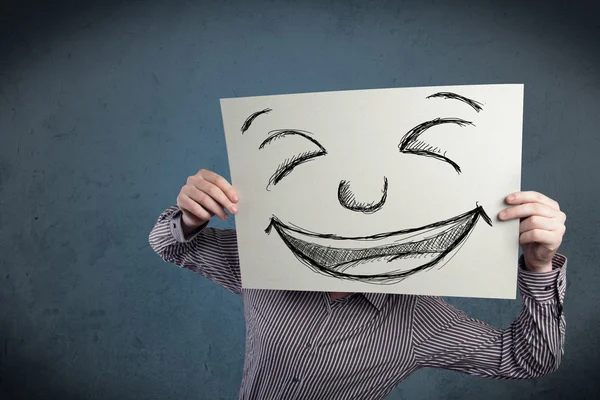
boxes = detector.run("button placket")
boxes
[304,298,331,352]
[556,276,565,318]
[287,306,328,388]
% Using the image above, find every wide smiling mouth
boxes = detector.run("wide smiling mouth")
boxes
[265,205,492,284]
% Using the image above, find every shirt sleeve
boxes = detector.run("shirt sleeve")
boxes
[148,205,242,295]
[412,254,567,379]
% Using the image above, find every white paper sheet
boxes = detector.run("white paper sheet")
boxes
[220,84,523,299]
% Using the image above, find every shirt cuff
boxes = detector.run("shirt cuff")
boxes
[517,253,567,305]
[169,209,208,243]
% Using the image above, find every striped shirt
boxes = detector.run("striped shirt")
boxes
[149,205,567,400]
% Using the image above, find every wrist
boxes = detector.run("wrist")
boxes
[181,213,207,236]
[523,259,553,273]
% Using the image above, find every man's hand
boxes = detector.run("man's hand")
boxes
[499,191,566,272]
[177,169,239,232]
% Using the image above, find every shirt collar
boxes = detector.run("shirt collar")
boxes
[362,292,389,311]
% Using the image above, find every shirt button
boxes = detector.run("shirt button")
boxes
[305,343,312,349]
[291,377,300,383]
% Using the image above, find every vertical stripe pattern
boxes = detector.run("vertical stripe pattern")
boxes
[149,206,567,399]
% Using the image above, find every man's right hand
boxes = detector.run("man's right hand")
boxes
[176,169,239,231]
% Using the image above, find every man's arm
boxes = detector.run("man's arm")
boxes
[149,205,242,294]
[413,254,567,379]
[149,168,241,293]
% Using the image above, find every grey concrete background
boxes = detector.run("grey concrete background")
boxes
[1,0,598,399]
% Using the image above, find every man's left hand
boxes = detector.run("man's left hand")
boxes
[499,191,567,273]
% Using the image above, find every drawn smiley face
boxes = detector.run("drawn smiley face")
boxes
[236,91,493,285]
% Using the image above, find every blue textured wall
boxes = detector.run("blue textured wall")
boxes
[1,0,599,399]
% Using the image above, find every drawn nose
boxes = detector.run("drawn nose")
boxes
[338,177,388,214]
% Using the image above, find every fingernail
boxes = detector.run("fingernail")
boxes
[232,194,239,202]
[499,211,507,219]
[231,205,238,213]
[507,195,515,202]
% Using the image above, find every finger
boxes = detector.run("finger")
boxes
[198,169,239,203]
[519,215,564,233]
[506,191,560,210]
[177,193,212,221]
[191,177,238,215]
[498,203,557,221]
[519,229,561,251]
[183,184,229,220]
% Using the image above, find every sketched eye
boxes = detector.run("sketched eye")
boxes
[259,130,327,189]
[399,117,474,174]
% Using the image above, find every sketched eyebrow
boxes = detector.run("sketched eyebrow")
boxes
[426,92,484,113]
[241,108,272,133]
[259,129,325,151]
